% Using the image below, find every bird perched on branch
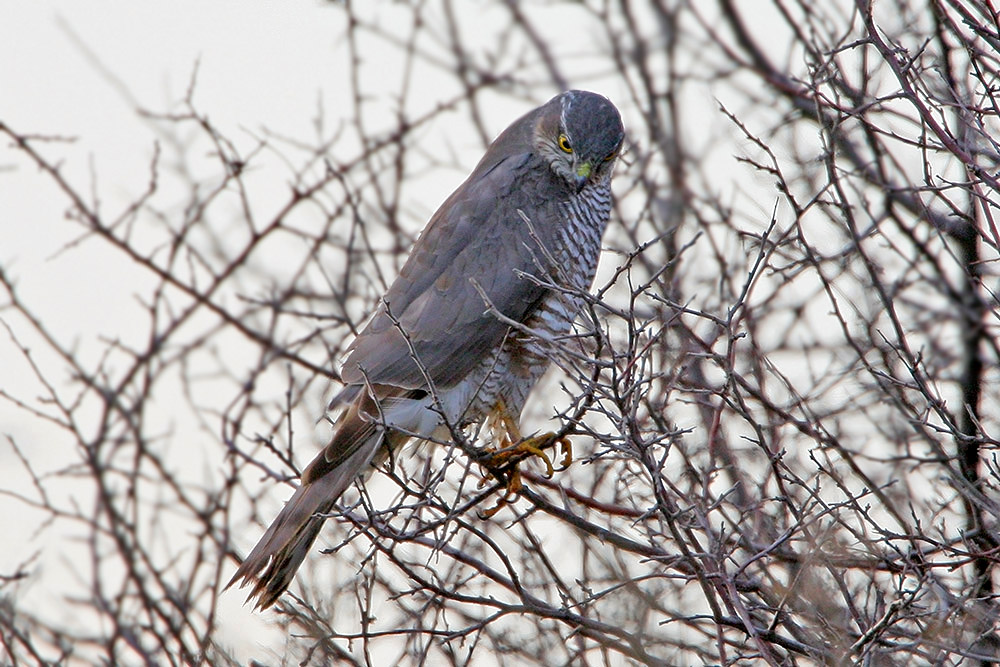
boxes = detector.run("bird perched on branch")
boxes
[229,90,624,609]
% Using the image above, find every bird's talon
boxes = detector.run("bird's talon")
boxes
[479,498,506,519]
[477,432,574,514]
[479,468,522,518]
[522,441,554,477]
[508,467,524,494]
[557,437,573,470]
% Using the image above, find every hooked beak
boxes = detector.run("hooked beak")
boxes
[574,160,593,193]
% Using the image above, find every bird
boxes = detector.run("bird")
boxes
[228,90,625,609]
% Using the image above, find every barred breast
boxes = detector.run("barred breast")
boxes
[455,178,613,436]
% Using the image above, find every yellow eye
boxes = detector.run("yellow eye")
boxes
[557,133,573,153]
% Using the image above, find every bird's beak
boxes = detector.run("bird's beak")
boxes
[574,161,593,192]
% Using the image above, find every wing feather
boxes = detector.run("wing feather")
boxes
[342,151,566,390]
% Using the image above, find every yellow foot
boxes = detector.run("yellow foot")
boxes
[477,432,573,517]
[479,466,522,518]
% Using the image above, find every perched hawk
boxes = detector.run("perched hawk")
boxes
[230,90,624,609]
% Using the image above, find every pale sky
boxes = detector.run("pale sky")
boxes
[2,5,369,656]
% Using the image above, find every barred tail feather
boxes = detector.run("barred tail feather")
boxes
[227,431,383,610]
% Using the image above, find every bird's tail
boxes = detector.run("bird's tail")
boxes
[227,425,384,609]
[228,385,423,609]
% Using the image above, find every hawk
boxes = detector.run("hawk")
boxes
[230,90,624,609]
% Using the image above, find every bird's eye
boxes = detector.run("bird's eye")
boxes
[557,133,573,153]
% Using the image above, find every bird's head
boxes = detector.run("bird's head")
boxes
[535,90,625,193]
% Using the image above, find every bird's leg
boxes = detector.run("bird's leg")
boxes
[496,403,522,448]
[477,400,572,517]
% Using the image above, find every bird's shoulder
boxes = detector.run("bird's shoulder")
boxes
[340,149,564,387]
[379,150,547,314]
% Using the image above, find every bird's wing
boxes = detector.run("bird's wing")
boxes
[342,152,564,390]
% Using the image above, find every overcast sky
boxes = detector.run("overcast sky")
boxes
[1,3,435,656]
